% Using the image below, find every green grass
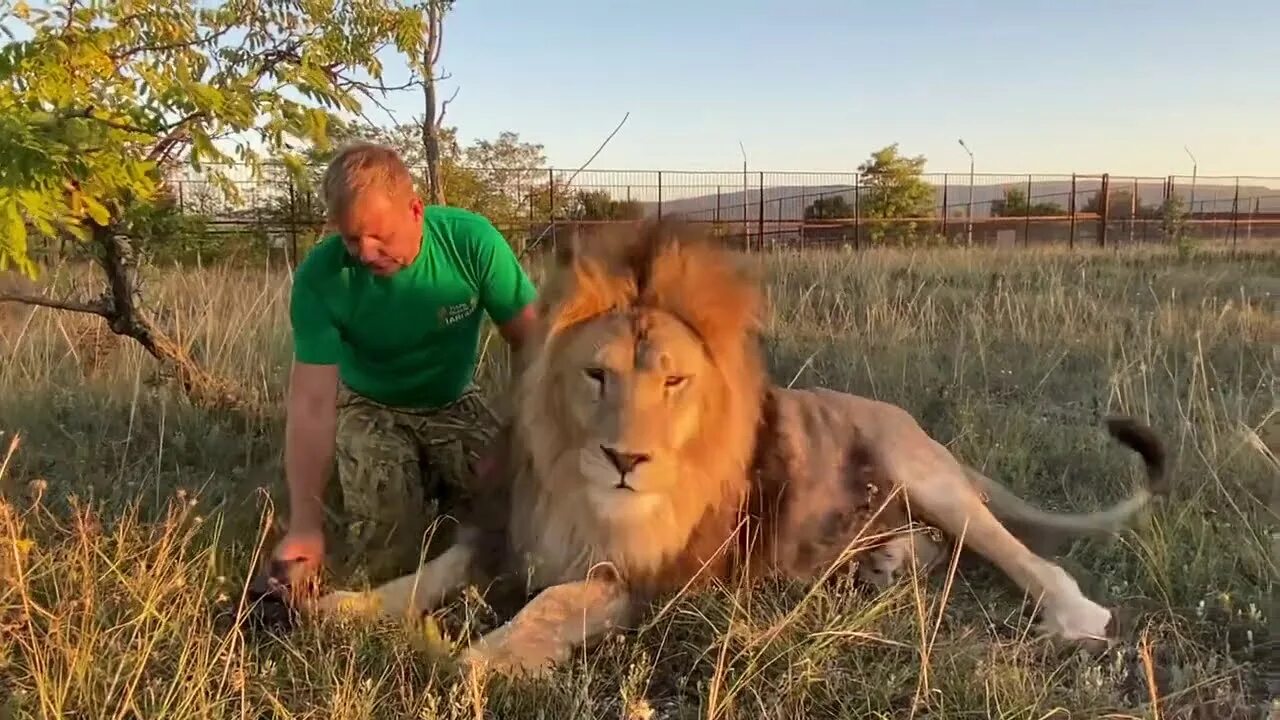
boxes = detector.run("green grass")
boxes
[1,244,1277,718]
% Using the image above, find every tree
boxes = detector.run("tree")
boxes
[855,144,935,244]
[1158,194,1190,242]
[804,195,855,220]
[1083,187,1154,219]
[568,189,645,221]
[990,187,1064,217]
[293,119,464,209]
[292,122,553,247]
[465,131,547,201]
[419,0,455,205]
[461,131,553,232]
[0,0,437,408]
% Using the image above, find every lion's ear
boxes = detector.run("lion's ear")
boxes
[542,225,640,338]
[641,227,766,357]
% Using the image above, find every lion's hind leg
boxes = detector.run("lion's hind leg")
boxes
[890,441,1114,644]
[313,540,477,621]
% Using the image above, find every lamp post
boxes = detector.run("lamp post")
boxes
[1184,145,1197,222]
[958,138,975,246]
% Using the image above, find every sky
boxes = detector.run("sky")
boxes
[364,0,1280,178]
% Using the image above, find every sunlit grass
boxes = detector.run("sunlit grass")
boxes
[1,243,1276,718]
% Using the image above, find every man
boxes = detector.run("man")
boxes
[269,141,537,590]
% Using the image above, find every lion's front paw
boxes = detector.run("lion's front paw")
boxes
[310,590,384,618]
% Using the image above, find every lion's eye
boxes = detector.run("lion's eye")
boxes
[664,375,688,389]
[584,368,606,384]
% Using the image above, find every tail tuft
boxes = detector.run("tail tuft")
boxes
[1104,416,1170,496]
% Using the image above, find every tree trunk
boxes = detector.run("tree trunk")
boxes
[93,224,243,411]
[422,67,444,205]
[421,2,445,205]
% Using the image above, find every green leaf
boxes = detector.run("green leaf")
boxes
[81,194,111,226]
[0,0,440,269]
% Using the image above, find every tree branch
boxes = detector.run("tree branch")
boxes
[437,85,459,128]
[142,111,207,164]
[519,111,630,259]
[0,292,110,317]
[335,74,424,95]
[106,22,234,62]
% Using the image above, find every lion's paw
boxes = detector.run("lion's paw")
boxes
[1035,597,1114,646]
[311,590,384,618]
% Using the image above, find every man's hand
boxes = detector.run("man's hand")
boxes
[271,524,326,586]
[244,524,326,633]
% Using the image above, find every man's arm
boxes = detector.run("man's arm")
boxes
[495,302,537,354]
[467,215,539,353]
[281,268,344,543]
[283,361,339,533]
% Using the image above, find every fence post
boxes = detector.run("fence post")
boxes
[548,168,556,249]
[1098,173,1110,247]
[715,185,721,224]
[1129,177,1138,245]
[1068,173,1077,249]
[1248,197,1258,245]
[799,187,806,246]
[1024,173,1032,247]
[941,173,949,241]
[757,171,765,249]
[1230,176,1240,254]
[657,170,663,219]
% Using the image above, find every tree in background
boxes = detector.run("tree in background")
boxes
[1083,187,1157,219]
[990,187,1064,217]
[1158,194,1190,244]
[803,195,856,220]
[567,189,645,221]
[0,0,439,408]
[855,144,935,244]
[241,119,559,254]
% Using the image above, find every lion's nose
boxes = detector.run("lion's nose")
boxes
[601,446,651,475]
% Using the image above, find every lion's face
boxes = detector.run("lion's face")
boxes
[540,306,720,519]
[510,220,766,575]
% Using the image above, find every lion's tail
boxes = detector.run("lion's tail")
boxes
[965,416,1170,557]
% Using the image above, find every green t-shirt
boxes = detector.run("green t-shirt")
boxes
[289,205,537,409]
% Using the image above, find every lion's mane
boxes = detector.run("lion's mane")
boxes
[496,219,775,597]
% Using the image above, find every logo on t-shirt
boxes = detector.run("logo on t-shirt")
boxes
[438,298,477,327]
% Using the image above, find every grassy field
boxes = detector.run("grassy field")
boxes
[1,244,1276,718]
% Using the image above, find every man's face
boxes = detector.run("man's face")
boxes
[333,190,425,276]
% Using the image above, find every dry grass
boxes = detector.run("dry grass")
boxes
[1,243,1277,719]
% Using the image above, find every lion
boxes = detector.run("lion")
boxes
[310,218,1170,677]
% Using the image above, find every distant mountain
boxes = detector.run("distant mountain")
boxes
[640,179,1280,221]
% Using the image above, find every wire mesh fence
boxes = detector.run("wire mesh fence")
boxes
[157,163,1280,263]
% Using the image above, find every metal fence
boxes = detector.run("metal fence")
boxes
[163,163,1280,261]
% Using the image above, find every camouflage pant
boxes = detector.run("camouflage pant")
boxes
[328,382,500,587]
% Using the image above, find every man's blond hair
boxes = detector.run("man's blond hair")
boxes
[321,141,418,220]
